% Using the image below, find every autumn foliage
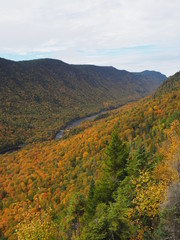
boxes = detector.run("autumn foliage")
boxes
[0,71,180,239]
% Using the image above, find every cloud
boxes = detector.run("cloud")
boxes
[0,0,180,75]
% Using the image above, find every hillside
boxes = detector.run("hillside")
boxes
[0,57,166,151]
[0,71,179,239]
[155,71,180,96]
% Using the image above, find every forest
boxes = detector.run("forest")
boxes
[0,57,166,152]
[0,71,179,239]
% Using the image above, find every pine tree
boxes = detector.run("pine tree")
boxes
[94,130,129,204]
[127,144,148,177]
[146,119,150,135]
[85,178,96,217]
[105,130,128,181]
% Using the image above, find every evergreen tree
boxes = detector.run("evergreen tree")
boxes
[108,185,134,240]
[146,119,150,135]
[85,178,96,217]
[88,178,95,199]
[105,130,128,181]
[65,193,85,239]
[82,203,110,240]
[94,130,129,204]
[127,144,148,177]
[136,144,147,170]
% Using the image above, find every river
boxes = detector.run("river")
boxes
[54,111,106,140]
[0,111,106,154]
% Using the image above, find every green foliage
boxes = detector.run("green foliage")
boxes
[94,131,129,204]
[2,70,180,239]
[107,187,133,240]
[166,109,180,126]
[85,178,96,217]
[82,132,132,239]
[82,203,109,240]
[105,130,128,180]
[83,181,133,240]
[0,230,6,240]
[61,193,85,239]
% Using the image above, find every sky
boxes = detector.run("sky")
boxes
[0,0,180,76]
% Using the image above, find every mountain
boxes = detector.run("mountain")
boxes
[0,57,166,151]
[155,71,180,96]
[0,70,179,240]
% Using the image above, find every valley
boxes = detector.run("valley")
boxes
[0,57,166,153]
[1,1,179,239]
[0,68,179,239]
[54,110,107,140]
[0,111,107,154]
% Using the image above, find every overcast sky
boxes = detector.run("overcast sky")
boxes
[0,0,180,76]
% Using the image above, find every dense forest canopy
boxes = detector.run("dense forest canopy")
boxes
[0,57,166,152]
[0,70,179,239]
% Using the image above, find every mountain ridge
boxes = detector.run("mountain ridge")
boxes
[0,57,166,151]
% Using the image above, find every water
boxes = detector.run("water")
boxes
[0,111,106,154]
[54,111,105,140]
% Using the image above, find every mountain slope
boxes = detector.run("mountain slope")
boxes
[0,57,166,151]
[155,71,180,96]
[0,71,179,239]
